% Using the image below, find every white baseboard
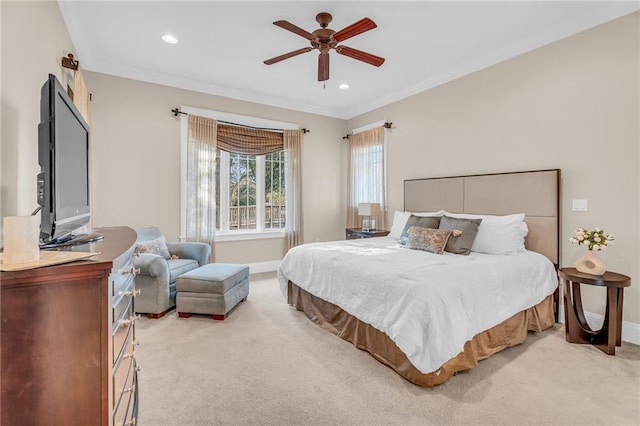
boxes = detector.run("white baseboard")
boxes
[248,260,280,274]
[558,304,640,345]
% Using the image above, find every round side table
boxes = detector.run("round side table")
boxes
[558,267,631,355]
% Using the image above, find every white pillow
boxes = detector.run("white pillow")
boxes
[389,211,412,239]
[388,210,444,240]
[443,212,526,254]
[414,210,445,217]
[520,221,529,238]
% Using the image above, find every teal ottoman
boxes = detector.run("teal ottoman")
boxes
[176,263,249,320]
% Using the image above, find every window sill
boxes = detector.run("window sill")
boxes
[215,230,285,242]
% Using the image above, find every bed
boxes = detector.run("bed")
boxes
[278,169,560,387]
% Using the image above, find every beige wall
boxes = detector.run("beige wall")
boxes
[1,0,347,264]
[1,1,77,241]
[83,72,347,264]
[348,13,640,325]
[3,1,637,326]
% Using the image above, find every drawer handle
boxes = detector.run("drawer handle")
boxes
[122,384,136,395]
[121,289,142,298]
[119,267,140,276]
[119,318,132,328]
[118,315,138,329]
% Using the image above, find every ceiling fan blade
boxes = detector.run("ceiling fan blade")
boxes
[264,47,313,65]
[318,52,329,81]
[273,20,316,41]
[333,17,377,43]
[336,45,385,67]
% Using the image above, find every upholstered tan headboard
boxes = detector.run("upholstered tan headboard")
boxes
[404,169,560,266]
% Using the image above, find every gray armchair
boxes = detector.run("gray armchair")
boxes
[134,227,211,318]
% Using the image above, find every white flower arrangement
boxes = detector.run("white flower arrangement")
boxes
[569,227,614,251]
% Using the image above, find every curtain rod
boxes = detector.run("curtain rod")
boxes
[342,122,392,140]
[171,108,309,134]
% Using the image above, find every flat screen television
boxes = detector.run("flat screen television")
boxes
[37,74,101,246]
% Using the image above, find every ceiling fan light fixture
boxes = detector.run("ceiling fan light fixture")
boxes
[264,12,384,82]
[162,34,178,44]
[339,83,350,90]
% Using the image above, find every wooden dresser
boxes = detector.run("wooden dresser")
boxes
[1,226,139,426]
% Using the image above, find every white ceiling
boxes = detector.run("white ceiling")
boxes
[58,1,638,119]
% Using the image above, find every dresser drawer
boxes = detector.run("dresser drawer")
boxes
[113,277,135,326]
[112,256,135,297]
[113,366,138,426]
[112,298,134,364]
[113,353,132,411]
[113,324,134,390]
[128,370,139,426]
[113,379,133,426]
[113,392,130,426]
[113,349,134,414]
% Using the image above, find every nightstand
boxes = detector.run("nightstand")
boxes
[558,267,631,355]
[345,228,390,240]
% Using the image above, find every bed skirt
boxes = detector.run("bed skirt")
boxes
[287,281,555,387]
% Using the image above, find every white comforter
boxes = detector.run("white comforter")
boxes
[277,237,557,374]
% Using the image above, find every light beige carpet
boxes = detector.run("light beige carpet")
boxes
[135,272,640,426]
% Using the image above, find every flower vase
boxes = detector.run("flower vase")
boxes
[575,250,606,275]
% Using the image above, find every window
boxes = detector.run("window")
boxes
[227,152,257,231]
[216,149,286,234]
[264,151,286,229]
[351,142,384,203]
[347,125,387,229]
[180,106,298,242]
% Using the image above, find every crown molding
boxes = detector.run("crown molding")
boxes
[340,3,639,119]
[74,3,638,120]
[83,59,345,119]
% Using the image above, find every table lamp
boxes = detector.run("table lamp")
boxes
[358,203,380,232]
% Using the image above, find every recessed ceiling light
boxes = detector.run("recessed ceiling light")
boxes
[339,83,350,90]
[162,34,178,44]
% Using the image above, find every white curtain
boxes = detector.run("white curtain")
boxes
[284,129,304,252]
[186,115,217,263]
[347,126,387,229]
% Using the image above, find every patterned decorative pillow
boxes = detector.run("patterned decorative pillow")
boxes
[399,215,442,245]
[438,216,482,255]
[405,226,453,255]
[135,236,171,259]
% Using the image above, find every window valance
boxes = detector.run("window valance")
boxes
[217,124,283,155]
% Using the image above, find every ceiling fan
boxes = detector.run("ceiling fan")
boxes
[264,12,385,82]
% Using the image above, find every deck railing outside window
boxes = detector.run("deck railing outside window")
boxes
[229,205,286,230]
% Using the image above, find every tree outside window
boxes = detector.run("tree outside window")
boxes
[215,149,286,232]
